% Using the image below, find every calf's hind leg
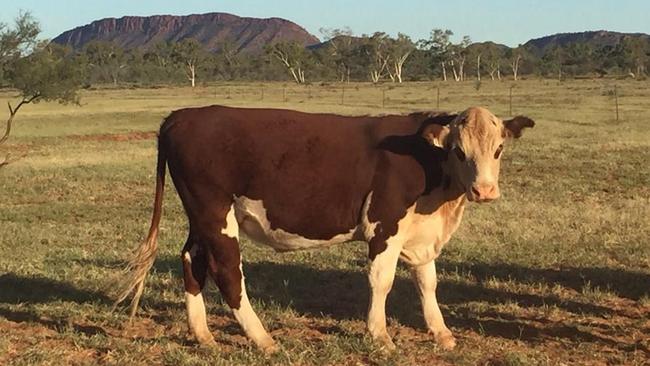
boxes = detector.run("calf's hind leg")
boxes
[200,203,276,353]
[181,235,215,345]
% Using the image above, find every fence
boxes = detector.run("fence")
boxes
[199,79,637,121]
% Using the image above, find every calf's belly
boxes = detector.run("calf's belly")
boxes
[234,196,357,252]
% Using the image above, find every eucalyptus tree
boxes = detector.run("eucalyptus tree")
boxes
[1,12,81,168]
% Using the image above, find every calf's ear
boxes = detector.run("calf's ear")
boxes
[422,124,450,149]
[504,116,535,139]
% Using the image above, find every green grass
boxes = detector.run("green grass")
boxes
[1,80,649,365]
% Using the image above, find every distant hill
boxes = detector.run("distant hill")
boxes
[466,41,510,52]
[52,12,320,54]
[523,30,650,56]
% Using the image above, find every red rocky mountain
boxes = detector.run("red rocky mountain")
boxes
[52,12,320,53]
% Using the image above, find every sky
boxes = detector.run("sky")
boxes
[1,0,649,46]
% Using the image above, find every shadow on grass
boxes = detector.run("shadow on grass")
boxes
[0,273,111,305]
[143,255,647,353]
[0,307,108,336]
[0,273,111,336]
[437,260,650,301]
[4,256,646,353]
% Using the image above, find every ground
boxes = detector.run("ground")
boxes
[0,80,648,365]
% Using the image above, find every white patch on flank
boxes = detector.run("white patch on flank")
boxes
[221,204,239,239]
[359,191,378,242]
[183,251,192,264]
[233,196,358,251]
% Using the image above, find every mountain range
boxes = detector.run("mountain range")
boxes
[523,30,650,56]
[52,13,649,55]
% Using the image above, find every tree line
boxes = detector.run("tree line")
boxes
[33,27,648,87]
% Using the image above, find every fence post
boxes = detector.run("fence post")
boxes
[436,86,440,109]
[341,85,345,105]
[509,85,514,116]
[614,84,619,122]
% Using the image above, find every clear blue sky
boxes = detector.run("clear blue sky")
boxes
[1,0,649,46]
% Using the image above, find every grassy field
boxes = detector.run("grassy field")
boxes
[0,80,648,365]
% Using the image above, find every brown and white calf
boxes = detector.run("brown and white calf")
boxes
[115,105,534,352]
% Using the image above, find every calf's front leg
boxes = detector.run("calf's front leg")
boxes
[410,259,456,350]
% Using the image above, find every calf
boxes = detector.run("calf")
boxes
[115,105,534,352]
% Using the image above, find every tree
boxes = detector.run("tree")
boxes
[479,43,504,80]
[357,32,391,83]
[138,42,178,84]
[149,42,174,68]
[172,39,205,87]
[266,41,311,83]
[386,33,414,83]
[0,11,40,83]
[419,29,453,81]
[621,37,649,78]
[506,46,525,81]
[320,27,357,82]
[448,36,472,81]
[540,45,565,80]
[1,13,81,168]
[217,39,241,80]
[84,41,127,85]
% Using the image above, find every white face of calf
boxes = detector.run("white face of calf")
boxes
[426,107,534,203]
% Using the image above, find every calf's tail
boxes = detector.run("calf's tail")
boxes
[113,133,167,319]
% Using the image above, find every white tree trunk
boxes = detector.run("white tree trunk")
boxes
[370,70,380,83]
[298,68,305,83]
[450,60,460,81]
[370,57,388,83]
[288,67,300,84]
[458,57,465,81]
[392,51,410,83]
[441,62,447,81]
[477,54,481,81]
[511,55,521,81]
[387,67,396,82]
[272,49,302,84]
[185,61,196,87]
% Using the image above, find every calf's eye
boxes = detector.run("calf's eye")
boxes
[454,147,466,162]
[494,144,504,159]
